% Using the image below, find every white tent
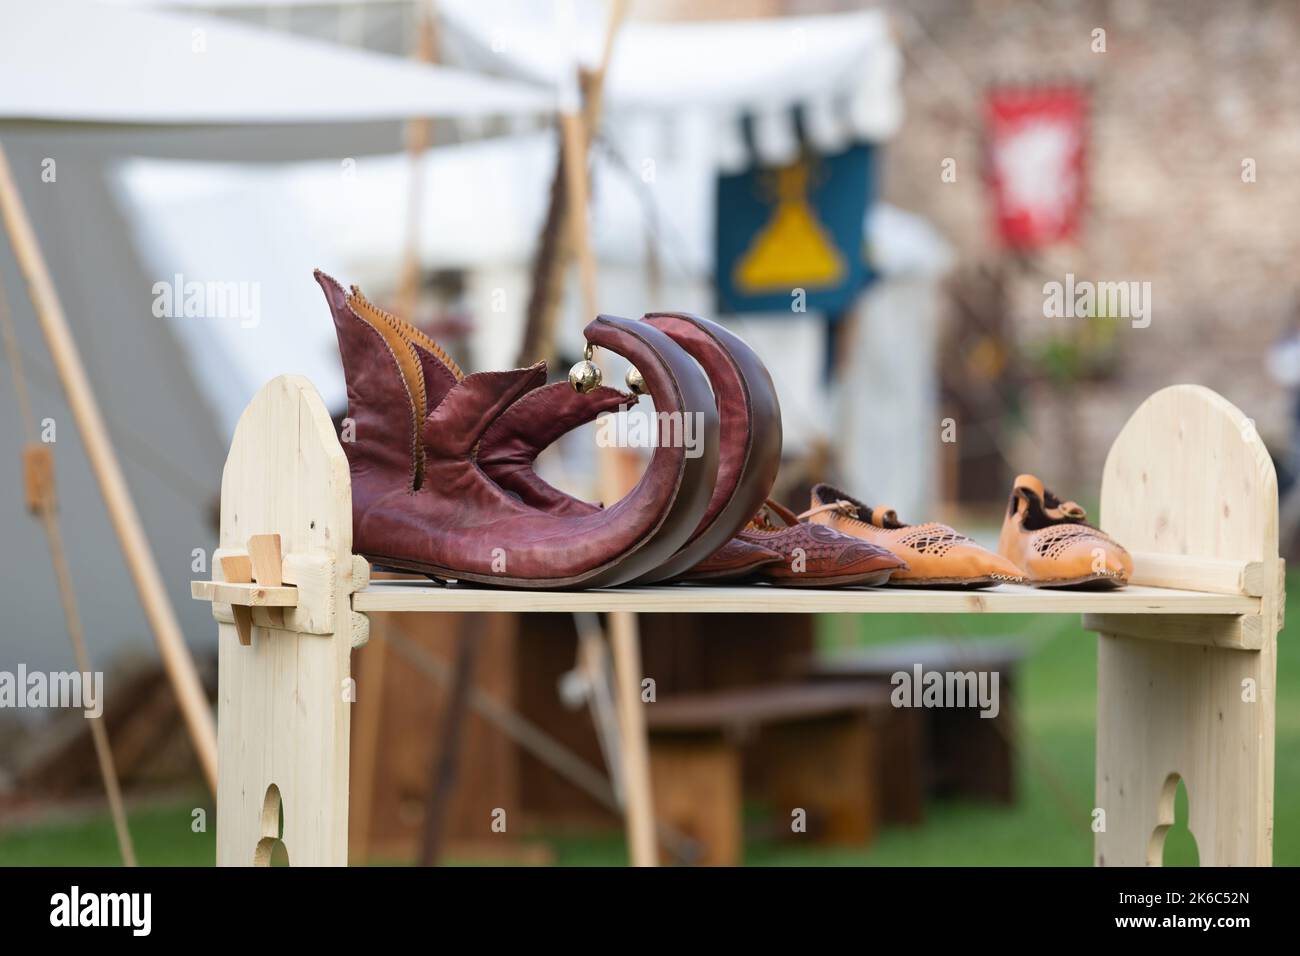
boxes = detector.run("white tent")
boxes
[113,130,765,432]
[102,4,936,495]
[439,1,901,169]
[101,1,903,165]
[114,129,953,484]
[0,0,551,676]
[3,0,549,125]
[100,4,908,434]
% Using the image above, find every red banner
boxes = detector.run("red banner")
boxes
[986,85,1087,249]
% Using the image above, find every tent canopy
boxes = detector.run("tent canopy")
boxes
[439,1,903,162]
[0,0,551,125]
[0,0,549,673]
[113,132,951,433]
[442,2,898,112]
[97,1,903,163]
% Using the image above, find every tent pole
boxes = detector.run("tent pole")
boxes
[560,111,599,323]
[347,1,444,864]
[0,141,218,794]
[394,0,440,321]
[554,1,655,867]
[519,0,628,365]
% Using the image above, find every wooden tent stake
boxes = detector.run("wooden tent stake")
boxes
[0,140,217,792]
[36,501,138,866]
[2,269,136,865]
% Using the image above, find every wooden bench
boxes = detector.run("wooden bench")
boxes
[645,683,895,865]
[199,379,1282,868]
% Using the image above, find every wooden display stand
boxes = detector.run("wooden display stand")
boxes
[194,378,1281,867]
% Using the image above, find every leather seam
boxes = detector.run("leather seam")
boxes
[335,293,420,495]
[350,286,466,381]
[347,293,429,487]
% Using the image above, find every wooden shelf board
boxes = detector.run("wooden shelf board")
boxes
[351,581,1259,616]
[191,579,298,607]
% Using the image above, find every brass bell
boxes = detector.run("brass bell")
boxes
[624,365,647,396]
[569,344,602,394]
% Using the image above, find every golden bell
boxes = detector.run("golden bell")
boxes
[624,365,647,395]
[569,345,602,393]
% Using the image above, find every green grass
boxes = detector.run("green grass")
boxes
[0,801,216,866]
[3,574,1296,866]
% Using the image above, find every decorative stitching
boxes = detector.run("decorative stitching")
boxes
[1030,523,1113,558]
[894,524,970,556]
[350,286,465,381]
[338,299,421,495]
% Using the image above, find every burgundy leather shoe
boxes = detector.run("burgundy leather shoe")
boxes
[633,312,782,582]
[475,377,629,517]
[473,369,782,584]
[317,270,719,588]
[675,536,783,583]
[476,312,783,583]
[739,499,907,587]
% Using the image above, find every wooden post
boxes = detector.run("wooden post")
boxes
[419,616,485,866]
[210,376,370,866]
[608,610,658,867]
[347,613,387,865]
[518,0,627,364]
[548,1,655,868]
[351,10,442,847]
[0,140,218,792]
[394,0,439,323]
[560,111,599,326]
[1091,385,1281,866]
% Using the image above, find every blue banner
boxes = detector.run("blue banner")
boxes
[716,142,876,316]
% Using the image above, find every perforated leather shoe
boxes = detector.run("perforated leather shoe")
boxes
[804,484,1024,588]
[997,474,1132,588]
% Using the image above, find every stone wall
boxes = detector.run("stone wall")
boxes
[876,0,1300,487]
[643,0,1297,489]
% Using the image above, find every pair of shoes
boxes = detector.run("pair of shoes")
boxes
[996,474,1132,588]
[804,484,1021,588]
[317,271,784,588]
[804,476,1131,589]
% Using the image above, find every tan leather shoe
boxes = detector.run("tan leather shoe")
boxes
[997,474,1132,588]
[804,483,1024,588]
[739,499,907,587]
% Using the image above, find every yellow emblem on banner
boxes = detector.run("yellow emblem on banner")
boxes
[734,161,846,293]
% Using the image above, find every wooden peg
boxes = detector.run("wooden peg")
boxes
[248,533,283,587]
[248,533,285,627]
[220,553,254,646]
[22,443,55,513]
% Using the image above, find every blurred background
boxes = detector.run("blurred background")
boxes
[0,0,1296,866]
